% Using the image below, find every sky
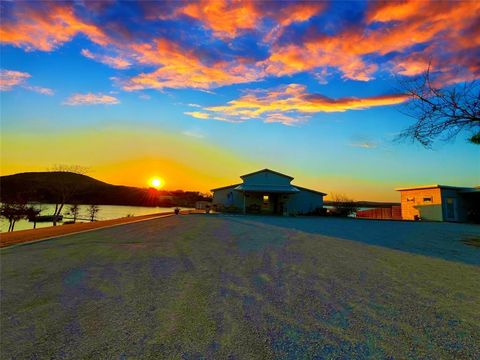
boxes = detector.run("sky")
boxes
[1,0,479,201]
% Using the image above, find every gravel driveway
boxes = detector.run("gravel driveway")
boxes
[1,215,479,358]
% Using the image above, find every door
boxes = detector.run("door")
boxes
[445,198,457,221]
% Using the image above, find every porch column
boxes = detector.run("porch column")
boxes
[243,191,246,214]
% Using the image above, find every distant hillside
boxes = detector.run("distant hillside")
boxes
[0,172,209,207]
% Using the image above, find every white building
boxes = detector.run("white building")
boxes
[211,169,326,215]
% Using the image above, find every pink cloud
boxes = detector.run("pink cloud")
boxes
[0,69,53,95]
[23,85,54,95]
[81,49,131,69]
[0,69,31,91]
[63,93,119,106]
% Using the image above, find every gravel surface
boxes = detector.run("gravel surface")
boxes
[1,215,479,358]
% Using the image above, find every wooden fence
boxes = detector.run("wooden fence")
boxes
[356,206,402,220]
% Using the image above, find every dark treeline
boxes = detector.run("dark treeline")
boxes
[0,172,211,208]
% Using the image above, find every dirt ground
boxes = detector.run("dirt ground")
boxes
[1,215,479,358]
[0,211,196,248]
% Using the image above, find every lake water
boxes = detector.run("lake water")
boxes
[0,203,190,232]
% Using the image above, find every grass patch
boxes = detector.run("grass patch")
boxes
[461,237,480,248]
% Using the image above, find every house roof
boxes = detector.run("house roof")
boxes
[395,184,473,191]
[211,169,326,196]
[234,184,300,193]
[240,168,294,180]
[210,183,241,192]
[294,185,327,196]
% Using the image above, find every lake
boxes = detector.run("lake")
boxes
[0,203,191,232]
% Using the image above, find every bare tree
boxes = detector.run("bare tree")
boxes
[87,204,100,222]
[330,194,358,217]
[398,66,480,147]
[47,165,88,226]
[67,203,80,223]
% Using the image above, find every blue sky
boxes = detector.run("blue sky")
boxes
[1,1,479,201]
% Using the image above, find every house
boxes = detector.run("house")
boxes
[395,185,480,222]
[211,169,326,215]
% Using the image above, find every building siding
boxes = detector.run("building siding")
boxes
[288,190,324,214]
[212,186,243,211]
[399,188,443,221]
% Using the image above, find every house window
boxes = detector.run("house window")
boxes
[423,196,433,203]
[263,195,269,202]
[406,196,415,202]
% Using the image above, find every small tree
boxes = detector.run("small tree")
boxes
[25,205,42,229]
[330,194,358,217]
[47,165,88,226]
[398,65,480,147]
[0,202,28,232]
[67,203,80,223]
[87,204,100,222]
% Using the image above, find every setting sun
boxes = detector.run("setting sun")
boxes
[150,177,164,189]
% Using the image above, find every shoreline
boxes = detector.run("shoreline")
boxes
[0,210,194,248]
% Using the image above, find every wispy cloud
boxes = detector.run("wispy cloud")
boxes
[184,111,210,119]
[81,49,130,69]
[23,85,54,95]
[349,141,378,149]
[0,69,54,95]
[63,93,120,106]
[182,130,206,139]
[199,84,408,125]
[0,69,30,91]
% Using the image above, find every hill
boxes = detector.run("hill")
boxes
[0,172,209,207]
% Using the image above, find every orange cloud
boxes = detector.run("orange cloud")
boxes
[173,0,325,41]
[201,84,408,125]
[262,37,379,81]
[63,93,119,106]
[81,49,131,69]
[122,39,260,90]
[0,3,108,51]
[263,2,326,42]
[262,1,479,83]
[2,0,476,92]
[0,69,30,91]
[178,0,261,39]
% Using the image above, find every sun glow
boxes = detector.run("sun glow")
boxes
[150,177,164,189]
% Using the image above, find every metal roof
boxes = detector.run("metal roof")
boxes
[294,185,327,196]
[234,184,300,193]
[210,168,326,196]
[395,184,473,191]
[210,183,241,192]
[240,168,294,180]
